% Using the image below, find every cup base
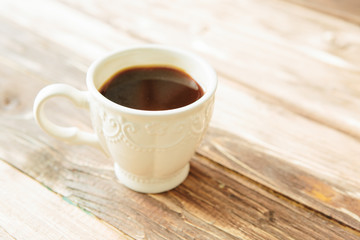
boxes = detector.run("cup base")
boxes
[114,163,190,194]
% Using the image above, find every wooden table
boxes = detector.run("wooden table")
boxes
[1,0,359,239]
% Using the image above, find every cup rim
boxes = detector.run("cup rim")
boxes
[86,44,217,116]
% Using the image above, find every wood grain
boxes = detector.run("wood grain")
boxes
[285,0,360,24]
[0,120,359,239]
[58,0,360,139]
[0,160,131,240]
[199,127,360,230]
[0,226,16,240]
[2,0,360,230]
[48,0,360,230]
[0,0,360,238]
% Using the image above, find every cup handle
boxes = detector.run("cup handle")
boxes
[33,83,101,149]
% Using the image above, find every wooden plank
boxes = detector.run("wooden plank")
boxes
[0,226,16,240]
[0,0,141,61]
[284,0,360,25]
[0,160,131,240]
[57,0,360,139]
[0,0,360,231]
[0,36,358,238]
[48,0,360,229]
[199,127,360,231]
[0,43,358,240]
[1,127,359,239]
[202,79,360,229]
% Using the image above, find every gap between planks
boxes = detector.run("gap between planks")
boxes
[1,152,359,237]
[0,158,133,240]
[0,0,360,234]
[0,226,16,240]
[54,0,360,143]
[217,69,360,143]
[194,152,360,235]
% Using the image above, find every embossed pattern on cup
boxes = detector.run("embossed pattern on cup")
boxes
[34,45,217,193]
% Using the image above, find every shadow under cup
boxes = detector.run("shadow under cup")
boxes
[86,46,217,193]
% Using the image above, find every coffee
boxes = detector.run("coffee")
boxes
[99,66,204,110]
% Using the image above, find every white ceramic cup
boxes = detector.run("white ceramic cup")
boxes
[33,45,217,193]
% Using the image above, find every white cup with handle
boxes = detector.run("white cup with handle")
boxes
[33,45,217,193]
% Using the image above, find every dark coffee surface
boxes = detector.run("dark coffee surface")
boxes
[99,66,204,110]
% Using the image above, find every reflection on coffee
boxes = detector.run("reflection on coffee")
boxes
[99,66,204,110]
